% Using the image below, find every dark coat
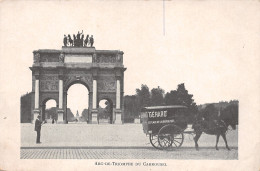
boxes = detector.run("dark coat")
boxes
[34,119,42,131]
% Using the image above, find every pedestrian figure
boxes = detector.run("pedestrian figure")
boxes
[34,115,44,144]
[68,34,73,46]
[84,35,89,47]
[52,118,54,124]
[90,35,94,47]
[63,35,67,47]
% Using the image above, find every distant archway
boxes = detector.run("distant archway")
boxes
[98,99,113,124]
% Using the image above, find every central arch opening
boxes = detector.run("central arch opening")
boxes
[66,83,89,123]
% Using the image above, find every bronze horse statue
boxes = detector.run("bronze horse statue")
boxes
[192,112,237,151]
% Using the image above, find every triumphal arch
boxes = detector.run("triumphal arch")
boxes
[30,46,126,124]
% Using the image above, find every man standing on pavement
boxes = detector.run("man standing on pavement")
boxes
[35,115,43,144]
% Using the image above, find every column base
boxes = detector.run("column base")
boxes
[91,109,98,124]
[57,109,64,124]
[134,118,140,124]
[32,109,40,123]
[114,109,122,124]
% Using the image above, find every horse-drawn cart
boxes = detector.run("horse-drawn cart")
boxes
[141,105,190,150]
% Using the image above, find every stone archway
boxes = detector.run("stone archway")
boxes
[29,47,126,124]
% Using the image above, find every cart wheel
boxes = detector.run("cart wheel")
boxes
[158,124,184,150]
[149,134,161,149]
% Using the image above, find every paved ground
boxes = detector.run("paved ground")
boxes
[21,147,238,159]
[20,123,238,159]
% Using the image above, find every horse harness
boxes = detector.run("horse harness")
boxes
[196,119,228,133]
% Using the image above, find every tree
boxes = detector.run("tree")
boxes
[200,104,218,121]
[20,92,32,123]
[165,90,178,105]
[104,101,112,118]
[136,84,151,109]
[66,108,75,122]
[150,86,165,106]
[81,109,89,122]
[165,83,198,123]
[98,101,112,119]
[124,95,138,122]
[222,104,238,124]
[45,107,57,120]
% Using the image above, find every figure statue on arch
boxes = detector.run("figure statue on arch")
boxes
[63,35,67,47]
[73,34,76,47]
[68,34,73,46]
[84,34,89,47]
[90,35,94,47]
[76,30,83,47]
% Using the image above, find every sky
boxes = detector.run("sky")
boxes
[0,1,260,115]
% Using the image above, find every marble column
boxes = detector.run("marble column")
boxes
[116,79,120,109]
[59,80,63,108]
[33,77,40,123]
[57,77,64,123]
[115,78,122,124]
[91,79,98,124]
[35,79,39,109]
[92,80,97,109]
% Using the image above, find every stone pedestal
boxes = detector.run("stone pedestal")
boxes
[32,109,40,123]
[134,118,140,124]
[91,109,98,124]
[57,109,64,123]
[114,109,122,124]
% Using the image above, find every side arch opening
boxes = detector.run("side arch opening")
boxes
[42,99,58,123]
[98,98,113,124]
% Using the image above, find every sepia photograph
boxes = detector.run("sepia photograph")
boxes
[0,1,259,171]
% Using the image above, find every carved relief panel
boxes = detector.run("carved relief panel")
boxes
[40,54,59,62]
[98,76,116,92]
[96,54,116,63]
[40,75,59,91]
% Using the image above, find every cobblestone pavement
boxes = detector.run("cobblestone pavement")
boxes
[20,146,238,159]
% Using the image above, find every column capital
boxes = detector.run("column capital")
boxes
[92,76,98,80]
[91,67,99,78]
[58,75,64,80]
[35,75,40,80]
[115,76,121,80]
